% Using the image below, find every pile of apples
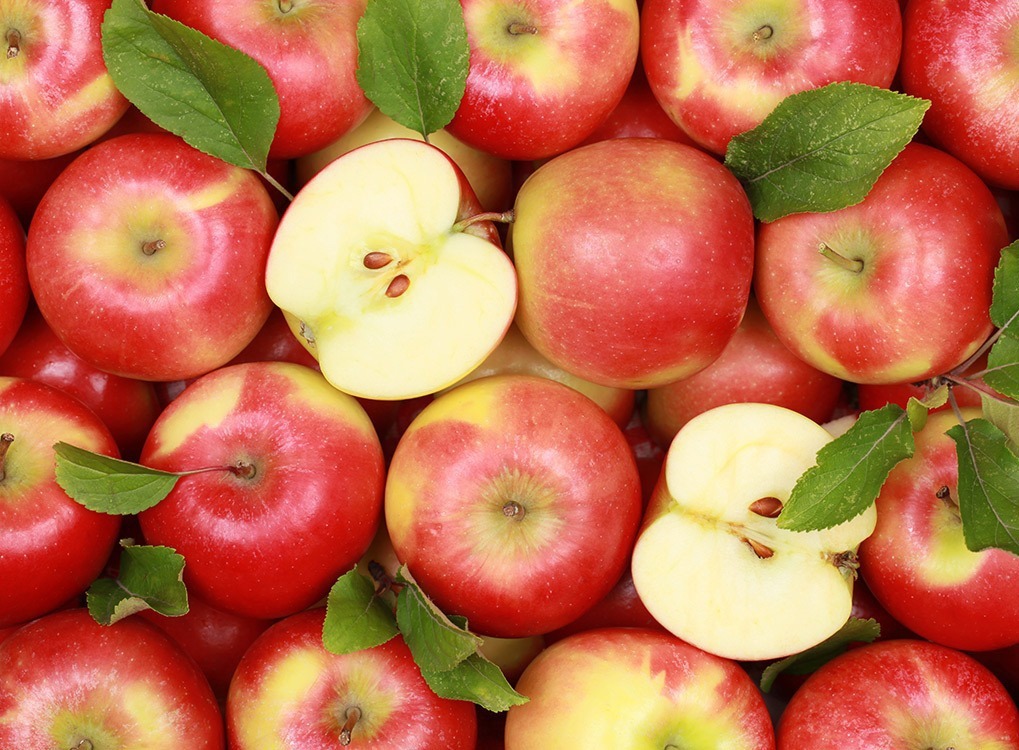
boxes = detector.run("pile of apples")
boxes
[2,0,1019,747]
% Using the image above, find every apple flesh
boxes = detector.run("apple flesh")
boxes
[631,402,877,661]
[266,138,517,401]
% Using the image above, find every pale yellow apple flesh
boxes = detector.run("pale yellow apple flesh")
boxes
[631,402,876,661]
[265,139,517,400]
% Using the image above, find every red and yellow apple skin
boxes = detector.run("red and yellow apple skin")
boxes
[755,142,1008,385]
[777,639,1019,749]
[0,609,225,750]
[0,377,121,628]
[0,194,27,357]
[511,137,755,390]
[504,627,776,749]
[226,608,478,750]
[901,0,1019,189]
[446,0,640,161]
[644,296,844,448]
[858,408,1019,652]
[0,0,130,159]
[150,0,371,159]
[138,362,386,620]
[26,133,279,382]
[640,0,902,155]
[385,374,643,638]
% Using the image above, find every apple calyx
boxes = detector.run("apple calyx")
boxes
[817,242,865,273]
[338,705,361,746]
[5,28,21,59]
[0,432,12,481]
[830,549,861,578]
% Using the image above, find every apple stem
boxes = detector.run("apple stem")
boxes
[141,239,166,256]
[507,21,538,35]
[817,242,864,274]
[752,24,774,42]
[0,433,13,482]
[6,28,20,58]
[451,210,516,234]
[278,0,294,12]
[363,251,393,269]
[71,740,94,750]
[748,496,783,518]
[385,274,410,298]
[338,706,361,746]
[502,500,525,519]
[177,460,257,479]
[936,485,961,514]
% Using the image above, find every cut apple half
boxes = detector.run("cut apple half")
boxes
[265,138,517,400]
[631,402,876,661]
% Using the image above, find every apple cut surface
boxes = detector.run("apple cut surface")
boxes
[631,402,876,661]
[266,138,517,400]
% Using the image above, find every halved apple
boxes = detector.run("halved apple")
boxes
[265,138,517,400]
[631,402,876,661]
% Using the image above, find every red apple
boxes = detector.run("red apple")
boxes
[777,639,1019,748]
[0,376,121,627]
[0,150,78,226]
[511,137,755,389]
[640,0,902,155]
[385,374,643,638]
[26,132,278,382]
[755,142,1008,385]
[856,353,988,414]
[226,608,478,749]
[0,0,130,159]
[0,608,225,749]
[446,0,640,160]
[0,194,27,357]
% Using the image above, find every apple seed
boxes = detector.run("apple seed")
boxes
[362,251,393,269]
[748,496,784,518]
[0,432,13,481]
[742,536,775,559]
[385,274,410,298]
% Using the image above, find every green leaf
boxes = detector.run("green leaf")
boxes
[725,82,930,222]
[323,568,398,655]
[947,417,1019,555]
[778,405,915,531]
[394,567,481,673]
[990,241,1019,330]
[985,338,1019,402]
[420,653,529,712]
[54,442,179,515]
[759,617,880,693]
[981,394,1019,451]
[101,0,279,171]
[905,395,931,433]
[86,543,188,625]
[356,0,469,139]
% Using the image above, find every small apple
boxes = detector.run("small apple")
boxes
[631,402,877,661]
[0,194,27,357]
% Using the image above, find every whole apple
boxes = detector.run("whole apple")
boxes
[0,194,27,357]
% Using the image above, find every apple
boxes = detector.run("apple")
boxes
[755,142,1008,385]
[0,0,130,159]
[226,607,478,749]
[777,639,1019,748]
[445,0,640,161]
[511,137,755,389]
[138,361,386,620]
[385,374,643,638]
[631,402,877,661]
[265,137,517,401]
[504,627,776,749]
[0,194,27,357]
[640,0,902,155]
[26,132,279,382]
[0,608,225,749]
[856,353,988,414]
[0,376,122,628]
[0,151,78,226]
[644,296,845,448]
[900,0,1019,189]
[150,0,371,159]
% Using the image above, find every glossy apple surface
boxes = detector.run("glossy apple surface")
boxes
[27,133,278,382]
[512,137,755,389]
[0,194,26,357]
[385,374,643,637]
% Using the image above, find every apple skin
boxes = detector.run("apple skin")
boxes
[900,0,1019,189]
[0,151,79,226]
[226,608,478,749]
[858,408,1019,652]
[0,0,130,159]
[644,296,845,448]
[0,376,122,628]
[446,0,640,160]
[777,639,1019,749]
[640,0,902,155]
[504,627,776,749]
[26,132,278,382]
[0,608,225,749]
[0,194,27,357]
[0,304,162,461]
[138,361,386,620]
[511,137,755,390]
[385,374,643,638]
[755,142,1008,385]
[856,354,988,415]
[150,0,371,159]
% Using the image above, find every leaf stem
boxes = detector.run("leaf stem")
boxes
[260,170,294,203]
[0,433,12,482]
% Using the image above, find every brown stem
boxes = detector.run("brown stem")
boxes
[507,22,538,35]
[0,433,13,482]
[277,0,294,12]
[71,740,94,750]
[338,706,361,746]
[752,24,774,41]
[817,242,864,273]
[936,485,962,520]
[176,461,256,480]
[6,28,21,59]
[452,210,515,234]
[141,239,166,256]
[502,500,525,519]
